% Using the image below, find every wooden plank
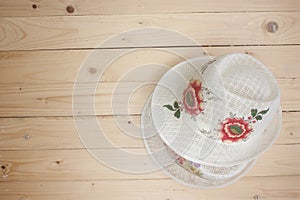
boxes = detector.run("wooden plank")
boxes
[0,145,299,182]
[206,46,300,79]
[0,12,299,50]
[250,144,300,177]
[0,112,298,151]
[0,2,298,199]
[0,79,298,117]
[0,0,299,17]
[279,79,300,111]
[0,116,143,150]
[0,148,166,181]
[0,46,299,85]
[0,176,299,200]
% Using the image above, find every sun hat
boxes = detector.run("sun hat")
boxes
[142,94,260,188]
[150,53,281,166]
[142,53,282,187]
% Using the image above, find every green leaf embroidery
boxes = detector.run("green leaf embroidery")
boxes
[186,91,195,107]
[173,101,179,109]
[174,109,181,119]
[229,125,243,135]
[251,109,257,117]
[255,115,262,121]
[163,104,175,111]
[258,108,269,115]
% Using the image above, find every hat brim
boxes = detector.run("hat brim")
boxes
[142,94,257,188]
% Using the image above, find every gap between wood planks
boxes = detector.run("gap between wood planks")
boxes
[0,78,297,84]
[0,175,298,182]
[2,12,300,21]
[1,10,300,18]
[0,144,298,151]
[1,44,300,53]
[0,110,298,119]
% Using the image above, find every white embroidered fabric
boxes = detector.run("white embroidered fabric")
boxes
[150,54,281,165]
[142,95,257,188]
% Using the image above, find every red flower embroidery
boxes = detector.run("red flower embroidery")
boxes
[169,149,186,164]
[182,79,204,116]
[176,156,186,165]
[220,117,253,143]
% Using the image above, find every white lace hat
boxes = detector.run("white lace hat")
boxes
[142,53,282,187]
[142,94,259,188]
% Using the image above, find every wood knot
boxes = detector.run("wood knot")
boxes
[0,162,12,178]
[36,97,47,104]
[245,51,253,56]
[66,5,75,13]
[19,196,30,200]
[24,133,31,140]
[266,21,278,33]
[32,4,38,9]
[55,160,64,165]
[253,195,259,200]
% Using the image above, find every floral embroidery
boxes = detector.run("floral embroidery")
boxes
[220,117,252,143]
[162,77,270,144]
[182,79,204,115]
[174,154,186,165]
[163,79,208,119]
[220,108,269,143]
[169,148,203,176]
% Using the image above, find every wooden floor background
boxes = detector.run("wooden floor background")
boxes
[0,0,300,199]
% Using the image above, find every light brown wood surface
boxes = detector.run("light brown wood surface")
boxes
[0,176,298,200]
[1,12,300,50]
[0,79,298,117]
[0,46,300,85]
[0,0,299,16]
[0,1,299,199]
[0,112,298,151]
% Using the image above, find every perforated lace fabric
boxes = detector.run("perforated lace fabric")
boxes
[150,54,281,165]
[142,53,281,188]
[142,95,257,188]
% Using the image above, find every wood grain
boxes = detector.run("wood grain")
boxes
[0,12,299,50]
[0,145,299,182]
[0,1,299,198]
[0,0,299,17]
[0,46,299,85]
[0,79,298,117]
[0,112,298,150]
[0,176,299,200]
[0,115,143,150]
[0,148,166,181]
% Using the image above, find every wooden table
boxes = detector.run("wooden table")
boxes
[0,1,299,199]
